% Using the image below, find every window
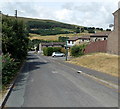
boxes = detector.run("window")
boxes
[68,41,70,43]
[104,38,106,40]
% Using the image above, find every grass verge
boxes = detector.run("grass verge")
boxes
[67,53,119,77]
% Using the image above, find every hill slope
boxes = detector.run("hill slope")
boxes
[2,14,107,36]
[2,15,83,36]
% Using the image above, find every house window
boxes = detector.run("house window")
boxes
[104,38,106,40]
[95,38,97,41]
[68,41,70,43]
[72,41,74,44]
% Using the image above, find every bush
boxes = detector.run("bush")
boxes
[71,45,86,57]
[43,47,53,56]
[53,47,61,52]
[2,53,19,85]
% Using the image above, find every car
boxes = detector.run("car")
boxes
[52,52,65,57]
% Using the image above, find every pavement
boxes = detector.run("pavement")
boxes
[4,51,118,107]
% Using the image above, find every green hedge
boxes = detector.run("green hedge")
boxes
[43,47,62,56]
[2,53,20,85]
[71,44,86,57]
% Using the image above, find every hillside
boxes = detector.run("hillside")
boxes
[2,14,109,37]
[2,15,83,36]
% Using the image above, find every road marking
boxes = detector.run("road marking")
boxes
[52,71,58,74]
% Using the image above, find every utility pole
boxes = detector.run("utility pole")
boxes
[65,35,68,61]
[15,10,17,18]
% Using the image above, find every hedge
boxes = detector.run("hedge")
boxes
[43,47,63,56]
[2,53,19,85]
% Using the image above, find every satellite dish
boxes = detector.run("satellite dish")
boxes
[109,24,114,28]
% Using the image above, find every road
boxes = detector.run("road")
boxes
[6,52,118,107]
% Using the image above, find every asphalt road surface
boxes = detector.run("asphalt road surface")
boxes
[6,51,118,107]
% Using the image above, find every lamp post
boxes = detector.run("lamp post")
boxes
[65,35,68,61]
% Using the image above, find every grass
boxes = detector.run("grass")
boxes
[67,53,119,77]
[29,33,92,41]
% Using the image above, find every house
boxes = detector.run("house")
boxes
[90,31,111,42]
[107,8,120,55]
[79,36,91,43]
[66,31,110,48]
[67,36,90,47]
[39,42,65,52]
[67,37,80,47]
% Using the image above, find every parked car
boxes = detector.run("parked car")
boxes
[52,52,65,57]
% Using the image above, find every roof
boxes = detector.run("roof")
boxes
[67,37,81,41]
[68,36,90,41]
[41,42,65,46]
[90,31,111,37]
[113,8,120,15]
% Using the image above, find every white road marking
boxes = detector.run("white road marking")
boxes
[52,71,58,74]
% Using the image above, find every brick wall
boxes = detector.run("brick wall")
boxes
[84,40,107,54]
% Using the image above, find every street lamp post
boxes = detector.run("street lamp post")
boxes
[65,36,68,61]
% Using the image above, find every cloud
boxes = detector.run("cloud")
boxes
[60,2,118,29]
[0,1,118,29]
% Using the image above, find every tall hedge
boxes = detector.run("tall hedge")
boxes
[2,15,29,85]
[43,47,62,56]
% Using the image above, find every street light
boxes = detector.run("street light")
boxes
[65,35,68,61]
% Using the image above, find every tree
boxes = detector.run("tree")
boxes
[81,28,84,32]
[2,15,29,61]
[76,27,80,33]
[106,29,111,31]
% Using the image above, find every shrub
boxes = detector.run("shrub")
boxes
[2,53,19,85]
[71,44,86,57]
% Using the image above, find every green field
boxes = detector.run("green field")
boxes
[29,33,92,41]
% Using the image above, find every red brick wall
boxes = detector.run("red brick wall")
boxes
[84,40,107,54]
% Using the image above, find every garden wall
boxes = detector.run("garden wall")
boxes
[84,40,107,54]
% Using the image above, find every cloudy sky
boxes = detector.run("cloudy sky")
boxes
[0,0,119,29]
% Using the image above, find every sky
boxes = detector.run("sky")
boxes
[0,0,119,29]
